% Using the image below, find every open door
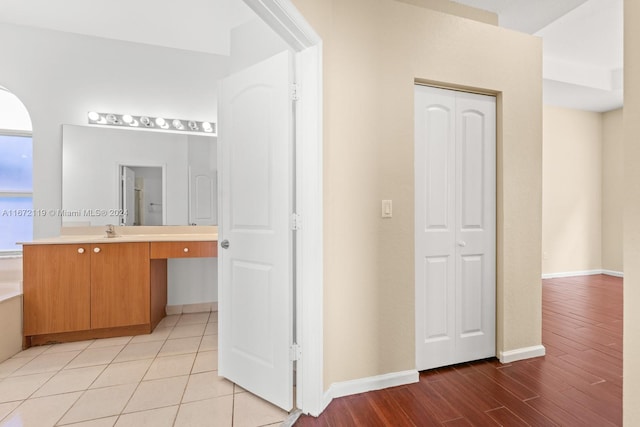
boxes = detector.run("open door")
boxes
[218,50,294,411]
[121,166,135,226]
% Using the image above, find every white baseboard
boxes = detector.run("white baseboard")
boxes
[321,370,419,412]
[320,347,547,411]
[602,270,624,278]
[542,269,624,279]
[542,269,602,279]
[499,345,546,363]
[165,301,218,315]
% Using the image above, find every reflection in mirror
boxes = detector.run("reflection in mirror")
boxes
[62,125,216,227]
[120,165,164,226]
[189,167,217,226]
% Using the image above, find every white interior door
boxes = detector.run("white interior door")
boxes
[188,167,217,225]
[415,85,496,371]
[218,50,294,411]
[121,166,135,226]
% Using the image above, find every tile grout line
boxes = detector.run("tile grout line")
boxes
[54,331,165,426]
[16,341,103,426]
[114,314,184,425]
[113,313,212,425]
[173,314,202,426]
[231,383,237,427]
[58,315,181,426]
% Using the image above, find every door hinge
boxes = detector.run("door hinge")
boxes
[291,213,301,230]
[291,83,300,101]
[290,344,302,361]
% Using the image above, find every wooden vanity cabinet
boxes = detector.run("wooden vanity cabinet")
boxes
[23,239,215,347]
[23,244,91,336]
[23,242,157,345]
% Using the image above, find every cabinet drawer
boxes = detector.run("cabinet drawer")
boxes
[150,241,217,259]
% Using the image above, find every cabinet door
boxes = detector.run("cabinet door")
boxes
[90,242,150,329]
[23,244,91,335]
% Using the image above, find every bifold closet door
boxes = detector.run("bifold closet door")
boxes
[415,85,496,371]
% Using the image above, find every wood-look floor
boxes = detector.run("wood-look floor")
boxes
[296,274,623,426]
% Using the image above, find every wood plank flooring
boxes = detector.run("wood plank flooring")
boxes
[296,274,623,426]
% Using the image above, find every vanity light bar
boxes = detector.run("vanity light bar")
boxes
[87,112,216,135]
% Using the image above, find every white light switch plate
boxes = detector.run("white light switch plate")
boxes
[382,200,392,218]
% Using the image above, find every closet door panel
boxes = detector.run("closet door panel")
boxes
[455,92,496,360]
[415,85,457,370]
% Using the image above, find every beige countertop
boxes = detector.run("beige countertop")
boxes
[20,225,218,245]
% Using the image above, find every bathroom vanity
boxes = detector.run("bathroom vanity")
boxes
[21,226,217,347]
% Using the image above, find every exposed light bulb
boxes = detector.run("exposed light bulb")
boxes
[106,114,119,124]
[122,114,134,124]
[202,122,213,132]
[188,121,198,131]
[172,119,184,130]
[87,111,100,122]
[140,116,152,127]
[155,117,168,129]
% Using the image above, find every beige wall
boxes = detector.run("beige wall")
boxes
[602,108,624,273]
[624,0,640,423]
[542,106,602,275]
[541,106,623,276]
[292,0,543,388]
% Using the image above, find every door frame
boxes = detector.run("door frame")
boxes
[242,0,323,416]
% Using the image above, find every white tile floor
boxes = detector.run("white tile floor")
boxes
[0,312,289,427]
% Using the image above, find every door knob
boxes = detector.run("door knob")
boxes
[457,241,467,247]
[93,247,101,253]
[221,240,230,249]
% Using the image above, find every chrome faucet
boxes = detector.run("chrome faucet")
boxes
[105,224,116,238]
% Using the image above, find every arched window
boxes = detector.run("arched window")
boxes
[0,86,33,254]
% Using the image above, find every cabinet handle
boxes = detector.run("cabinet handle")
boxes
[78,248,85,254]
[93,247,101,253]
[183,247,189,253]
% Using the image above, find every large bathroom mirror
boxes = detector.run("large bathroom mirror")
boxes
[62,124,217,227]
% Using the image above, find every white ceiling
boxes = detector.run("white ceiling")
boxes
[0,0,256,56]
[0,0,622,111]
[452,0,623,112]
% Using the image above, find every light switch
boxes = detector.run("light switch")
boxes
[382,200,392,218]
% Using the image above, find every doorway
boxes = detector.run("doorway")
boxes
[119,165,165,226]
[414,84,496,371]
